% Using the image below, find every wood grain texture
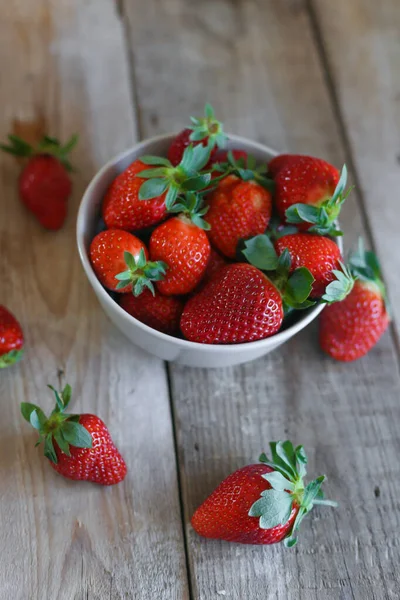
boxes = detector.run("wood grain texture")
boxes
[0,1,188,598]
[309,0,400,342]
[124,0,400,598]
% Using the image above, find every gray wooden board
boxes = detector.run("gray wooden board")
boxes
[124,0,400,598]
[0,0,188,598]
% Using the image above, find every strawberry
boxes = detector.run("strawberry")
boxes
[119,290,184,335]
[1,134,77,230]
[202,248,228,284]
[0,306,24,368]
[150,213,211,296]
[102,159,168,231]
[275,233,348,298]
[90,229,166,295]
[21,384,126,485]
[167,103,226,167]
[181,260,314,344]
[319,241,389,361]
[206,174,273,259]
[191,440,336,546]
[270,155,350,236]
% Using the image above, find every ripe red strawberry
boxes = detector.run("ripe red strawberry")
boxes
[90,229,166,294]
[181,261,314,344]
[21,384,126,485]
[150,216,211,295]
[206,174,273,259]
[167,103,226,167]
[0,306,24,368]
[1,134,77,230]
[275,233,344,298]
[319,242,389,361]
[102,159,167,231]
[203,248,228,284]
[119,290,184,335]
[270,155,349,236]
[192,440,336,546]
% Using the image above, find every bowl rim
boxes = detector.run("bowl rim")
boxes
[77,132,339,354]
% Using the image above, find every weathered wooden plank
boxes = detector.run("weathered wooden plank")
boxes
[309,0,400,342]
[0,1,188,598]
[124,0,400,598]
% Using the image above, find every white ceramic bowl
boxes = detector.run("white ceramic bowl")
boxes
[77,134,341,368]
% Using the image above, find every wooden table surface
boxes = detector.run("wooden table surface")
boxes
[1,1,400,599]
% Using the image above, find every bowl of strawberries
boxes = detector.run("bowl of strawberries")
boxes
[77,105,353,368]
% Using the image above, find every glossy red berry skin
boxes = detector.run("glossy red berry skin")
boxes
[19,155,71,230]
[206,175,273,259]
[191,464,298,545]
[51,414,127,485]
[319,281,389,361]
[213,149,248,164]
[150,216,211,296]
[181,263,283,344]
[0,306,24,356]
[167,128,218,167]
[270,155,339,223]
[102,159,167,231]
[275,233,342,298]
[119,290,184,335]
[90,229,148,292]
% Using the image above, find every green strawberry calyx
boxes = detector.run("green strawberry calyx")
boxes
[0,348,24,369]
[136,143,213,210]
[20,384,93,464]
[0,133,78,172]
[322,262,356,303]
[242,235,315,310]
[285,165,351,236]
[248,441,337,547]
[167,191,210,230]
[188,103,227,149]
[115,249,167,296]
[212,150,275,193]
[348,238,390,313]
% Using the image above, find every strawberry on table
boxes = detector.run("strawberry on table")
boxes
[320,241,389,361]
[0,133,78,230]
[192,440,336,546]
[21,384,127,485]
[167,103,227,167]
[0,305,24,368]
[90,229,166,295]
[270,155,350,236]
[102,159,168,231]
[119,290,184,335]
[150,199,211,296]
[180,258,314,344]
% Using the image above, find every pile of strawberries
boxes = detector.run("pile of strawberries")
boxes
[85,104,389,360]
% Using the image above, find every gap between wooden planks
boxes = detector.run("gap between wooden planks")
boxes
[0,0,189,598]
[123,0,400,599]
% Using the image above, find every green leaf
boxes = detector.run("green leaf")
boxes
[61,384,72,409]
[165,185,179,211]
[285,204,321,225]
[270,441,298,480]
[61,421,93,448]
[247,154,257,170]
[249,489,293,529]
[44,434,58,464]
[182,173,211,191]
[189,129,208,142]
[242,235,278,270]
[54,430,71,456]
[262,471,295,492]
[116,280,131,290]
[21,403,47,425]
[47,385,64,412]
[330,164,348,202]
[138,178,168,200]
[124,251,136,270]
[139,155,171,167]
[295,445,308,478]
[277,248,292,275]
[187,144,212,172]
[135,167,168,179]
[204,103,215,119]
[0,348,24,368]
[136,248,147,269]
[115,270,132,281]
[30,409,47,430]
[284,536,298,548]
[191,215,211,230]
[61,133,79,155]
[286,267,314,304]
